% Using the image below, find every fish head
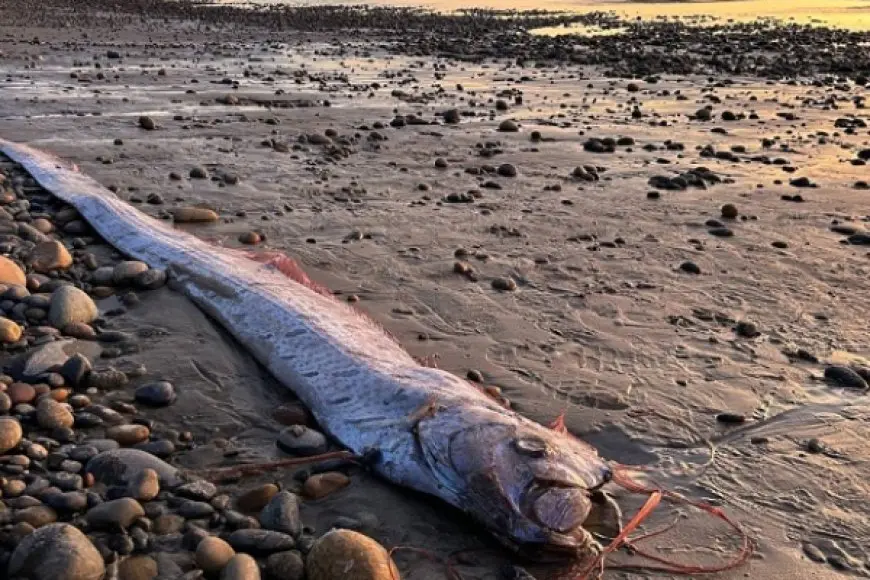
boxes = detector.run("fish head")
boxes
[417,406,611,558]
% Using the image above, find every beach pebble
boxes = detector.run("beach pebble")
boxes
[259,491,302,537]
[15,505,59,528]
[9,382,36,404]
[276,425,327,456]
[173,208,219,223]
[190,167,209,179]
[679,261,701,274]
[227,529,296,555]
[220,554,260,580]
[238,231,261,245]
[303,472,350,499]
[178,500,216,519]
[0,255,26,286]
[113,261,149,285]
[491,277,517,291]
[7,523,105,580]
[135,381,176,406]
[0,316,22,342]
[118,555,158,580]
[139,116,156,130]
[36,398,75,430]
[236,483,279,512]
[197,536,236,575]
[498,119,518,132]
[86,448,180,488]
[60,353,92,387]
[30,241,73,273]
[264,551,304,580]
[497,163,517,177]
[106,424,151,446]
[306,529,399,580]
[127,467,160,501]
[176,480,218,502]
[134,268,167,290]
[48,286,98,329]
[824,366,868,390]
[271,403,310,426]
[86,497,144,529]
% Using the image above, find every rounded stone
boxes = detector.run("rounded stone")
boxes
[134,381,176,407]
[8,523,105,580]
[196,536,236,576]
[264,551,304,580]
[127,467,160,502]
[259,492,301,537]
[48,286,98,329]
[172,208,219,223]
[0,256,26,286]
[15,505,58,528]
[36,398,75,430]
[0,317,22,343]
[106,424,150,446]
[112,262,149,286]
[303,472,350,500]
[117,555,158,580]
[85,497,144,529]
[306,529,399,580]
[276,425,327,456]
[30,241,73,273]
[86,448,181,488]
[236,483,279,513]
[220,554,260,580]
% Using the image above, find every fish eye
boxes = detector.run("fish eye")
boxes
[513,436,549,457]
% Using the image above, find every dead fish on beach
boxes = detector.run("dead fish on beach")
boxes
[0,139,751,573]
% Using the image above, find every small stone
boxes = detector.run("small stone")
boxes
[86,369,128,390]
[0,316,21,343]
[271,403,310,426]
[118,555,158,580]
[264,551,304,580]
[175,480,218,502]
[36,398,75,430]
[0,255,26,286]
[8,382,35,405]
[106,424,151,446]
[8,523,105,580]
[62,322,98,340]
[227,529,295,555]
[306,529,399,580]
[238,231,261,245]
[303,472,350,500]
[679,261,701,275]
[496,163,517,178]
[735,321,760,338]
[715,412,746,424]
[178,500,215,519]
[49,286,98,329]
[220,554,260,580]
[491,277,517,292]
[152,513,185,535]
[86,497,144,529]
[127,468,159,502]
[139,116,156,130]
[113,261,149,285]
[276,425,327,456]
[135,381,176,406]
[259,492,301,537]
[60,353,92,388]
[236,483,279,512]
[498,119,519,132]
[720,204,738,219]
[197,536,236,576]
[802,542,826,563]
[824,366,869,390]
[15,505,58,528]
[173,208,219,223]
[31,241,73,273]
[189,167,209,179]
[86,448,181,488]
[133,269,167,290]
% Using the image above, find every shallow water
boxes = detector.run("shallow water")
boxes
[216,0,870,31]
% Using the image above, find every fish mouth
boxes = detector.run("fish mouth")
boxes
[516,483,601,558]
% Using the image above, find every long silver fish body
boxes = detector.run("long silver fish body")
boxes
[0,139,612,558]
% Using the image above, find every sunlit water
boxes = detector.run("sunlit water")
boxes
[215,0,870,31]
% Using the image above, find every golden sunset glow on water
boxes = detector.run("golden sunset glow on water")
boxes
[224,0,870,30]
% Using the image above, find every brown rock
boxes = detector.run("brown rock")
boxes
[303,472,350,500]
[36,398,74,430]
[106,424,150,446]
[7,382,36,405]
[236,483,279,513]
[31,241,73,273]
[196,536,236,576]
[0,317,22,343]
[15,506,58,528]
[0,256,26,286]
[118,555,158,580]
[220,554,260,580]
[307,529,399,580]
[271,403,310,426]
[0,417,22,453]
[172,208,219,223]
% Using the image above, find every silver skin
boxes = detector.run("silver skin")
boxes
[1,139,612,558]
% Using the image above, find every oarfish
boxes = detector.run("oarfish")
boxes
[0,139,612,559]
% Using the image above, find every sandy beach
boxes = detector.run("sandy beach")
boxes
[0,0,869,578]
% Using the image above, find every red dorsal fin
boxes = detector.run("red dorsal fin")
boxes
[243,251,334,298]
[549,412,568,434]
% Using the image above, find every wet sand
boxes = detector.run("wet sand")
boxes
[1,1,870,578]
